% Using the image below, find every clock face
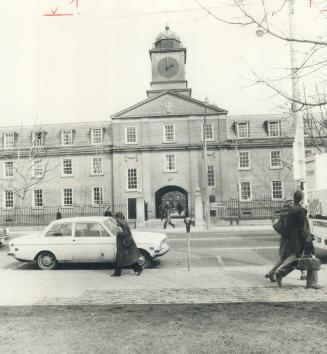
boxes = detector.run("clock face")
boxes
[158,57,179,78]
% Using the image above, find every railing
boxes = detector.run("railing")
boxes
[0,204,127,226]
[210,198,286,222]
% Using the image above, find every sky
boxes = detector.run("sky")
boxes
[0,0,325,127]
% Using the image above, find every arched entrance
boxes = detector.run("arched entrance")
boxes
[155,185,188,218]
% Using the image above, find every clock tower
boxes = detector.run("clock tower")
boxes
[147,26,191,98]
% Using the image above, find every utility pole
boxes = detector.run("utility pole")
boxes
[203,103,211,230]
[289,0,307,199]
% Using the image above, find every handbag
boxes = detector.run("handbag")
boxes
[297,256,321,271]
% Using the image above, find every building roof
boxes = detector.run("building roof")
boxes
[155,25,181,43]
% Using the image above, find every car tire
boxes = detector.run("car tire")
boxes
[138,249,152,268]
[37,251,58,270]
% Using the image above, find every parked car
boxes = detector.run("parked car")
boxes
[7,217,169,270]
[0,227,9,247]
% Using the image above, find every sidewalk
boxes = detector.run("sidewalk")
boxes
[1,264,326,306]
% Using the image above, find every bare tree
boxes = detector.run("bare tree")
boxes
[1,126,60,209]
[194,0,327,109]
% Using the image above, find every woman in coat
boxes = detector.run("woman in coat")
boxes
[111,212,143,277]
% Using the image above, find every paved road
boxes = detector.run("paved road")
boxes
[0,230,279,271]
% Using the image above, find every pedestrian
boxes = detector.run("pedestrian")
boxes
[177,202,183,216]
[56,209,62,220]
[265,200,292,282]
[184,211,192,233]
[163,204,175,229]
[104,207,113,217]
[158,202,164,221]
[111,212,143,277]
[275,190,323,289]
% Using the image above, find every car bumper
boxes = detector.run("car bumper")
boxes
[153,243,170,258]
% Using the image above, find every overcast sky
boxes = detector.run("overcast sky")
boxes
[0,0,325,127]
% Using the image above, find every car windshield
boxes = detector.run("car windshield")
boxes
[45,223,72,237]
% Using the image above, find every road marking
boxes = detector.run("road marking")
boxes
[216,256,225,266]
[169,236,278,241]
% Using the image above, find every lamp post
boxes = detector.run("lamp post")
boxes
[203,102,211,230]
[288,0,307,197]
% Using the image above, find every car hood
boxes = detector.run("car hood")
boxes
[131,231,167,244]
[12,233,42,244]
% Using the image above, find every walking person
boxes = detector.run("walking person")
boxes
[111,212,143,277]
[56,209,62,220]
[158,202,164,221]
[275,190,322,289]
[265,200,292,282]
[163,204,175,229]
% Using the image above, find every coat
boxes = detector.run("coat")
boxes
[283,204,314,258]
[115,222,141,267]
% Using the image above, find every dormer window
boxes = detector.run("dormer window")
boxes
[3,132,15,149]
[91,128,103,145]
[61,130,73,146]
[32,131,44,147]
[267,121,281,137]
[236,122,249,138]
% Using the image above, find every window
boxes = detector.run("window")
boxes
[4,133,15,149]
[239,152,250,169]
[236,122,249,138]
[61,130,73,146]
[33,190,43,207]
[127,168,138,190]
[202,122,214,141]
[270,151,282,168]
[125,126,137,144]
[45,223,72,237]
[33,160,43,177]
[4,161,14,178]
[62,159,73,176]
[165,154,176,172]
[93,187,103,206]
[91,128,103,144]
[272,181,283,200]
[209,195,216,217]
[75,223,101,237]
[208,165,215,186]
[32,131,44,147]
[92,157,103,175]
[63,188,73,206]
[164,124,175,142]
[4,191,14,208]
[268,121,281,137]
[240,181,252,201]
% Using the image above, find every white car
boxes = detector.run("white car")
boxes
[8,216,169,270]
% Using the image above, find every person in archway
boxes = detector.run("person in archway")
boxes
[163,203,175,229]
[177,202,183,216]
[158,202,164,221]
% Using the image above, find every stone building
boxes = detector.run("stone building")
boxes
[0,27,297,224]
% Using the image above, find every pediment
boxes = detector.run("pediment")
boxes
[111,91,227,119]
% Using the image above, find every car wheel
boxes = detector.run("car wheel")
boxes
[138,249,152,268]
[37,251,57,270]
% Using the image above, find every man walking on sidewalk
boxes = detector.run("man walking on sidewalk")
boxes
[163,203,175,229]
[275,190,322,289]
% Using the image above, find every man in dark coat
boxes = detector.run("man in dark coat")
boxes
[275,190,322,289]
[111,212,143,277]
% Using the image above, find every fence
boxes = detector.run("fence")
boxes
[0,204,127,226]
[210,198,286,222]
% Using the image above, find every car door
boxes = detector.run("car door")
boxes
[72,222,116,262]
[43,222,73,261]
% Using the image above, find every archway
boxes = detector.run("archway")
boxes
[155,185,188,218]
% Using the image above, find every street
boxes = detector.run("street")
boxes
[0,229,279,271]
